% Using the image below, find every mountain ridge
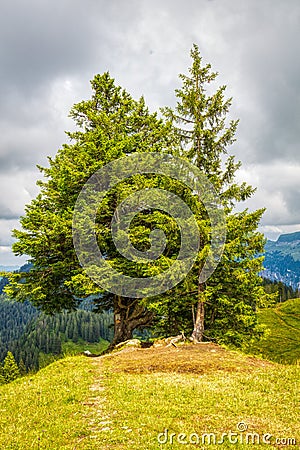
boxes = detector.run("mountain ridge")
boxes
[263,230,300,289]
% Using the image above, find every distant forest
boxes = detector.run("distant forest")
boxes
[0,294,113,372]
[262,278,299,301]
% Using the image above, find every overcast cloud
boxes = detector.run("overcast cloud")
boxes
[1,0,300,265]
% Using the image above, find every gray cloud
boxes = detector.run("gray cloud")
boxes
[1,0,300,262]
[0,219,22,246]
[0,0,117,93]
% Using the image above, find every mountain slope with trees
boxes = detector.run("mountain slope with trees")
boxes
[0,294,38,353]
[263,231,300,289]
[0,294,113,374]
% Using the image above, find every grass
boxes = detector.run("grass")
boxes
[247,298,300,364]
[62,337,110,356]
[80,345,300,449]
[0,334,299,449]
[37,338,110,369]
[0,356,96,449]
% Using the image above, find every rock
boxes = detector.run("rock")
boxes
[114,339,142,350]
[82,350,101,357]
[153,332,186,348]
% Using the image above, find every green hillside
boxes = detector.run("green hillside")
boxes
[0,357,94,449]
[248,298,300,364]
[0,345,299,449]
[0,294,113,372]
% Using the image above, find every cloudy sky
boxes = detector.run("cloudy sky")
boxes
[1,0,300,266]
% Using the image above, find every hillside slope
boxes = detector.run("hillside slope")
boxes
[248,298,300,364]
[0,345,299,449]
[0,294,113,371]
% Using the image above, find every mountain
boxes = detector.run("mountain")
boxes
[0,263,32,294]
[263,231,300,289]
[0,265,20,272]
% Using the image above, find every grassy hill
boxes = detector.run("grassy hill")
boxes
[248,298,300,364]
[38,337,110,368]
[0,344,299,449]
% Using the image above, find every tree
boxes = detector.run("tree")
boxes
[0,366,5,385]
[18,358,27,376]
[3,351,20,383]
[6,73,175,346]
[159,44,273,344]
[6,49,273,348]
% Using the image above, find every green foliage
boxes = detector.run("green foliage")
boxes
[262,277,298,302]
[0,276,9,294]
[6,72,174,314]
[6,309,113,371]
[148,44,274,345]
[0,293,38,361]
[0,294,113,371]
[5,72,178,345]
[0,367,5,386]
[6,47,273,347]
[2,351,20,383]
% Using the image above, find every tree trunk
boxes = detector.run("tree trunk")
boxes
[191,283,205,343]
[111,295,154,347]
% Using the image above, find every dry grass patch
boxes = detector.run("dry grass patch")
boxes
[103,343,273,375]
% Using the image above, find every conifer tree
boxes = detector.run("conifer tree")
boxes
[162,45,273,344]
[0,365,5,385]
[5,50,273,348]
[18,358,27,376]
[5,73,175,345]
[3,351,20,383]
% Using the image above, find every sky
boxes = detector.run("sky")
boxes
[0,0,300,266]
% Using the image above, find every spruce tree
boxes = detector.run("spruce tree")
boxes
[5,50,273,348]
[6,73,175,345]
[0,365,5,385]
[3,351,20,383]
[18,358,27,376]
[162,44,273,344]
